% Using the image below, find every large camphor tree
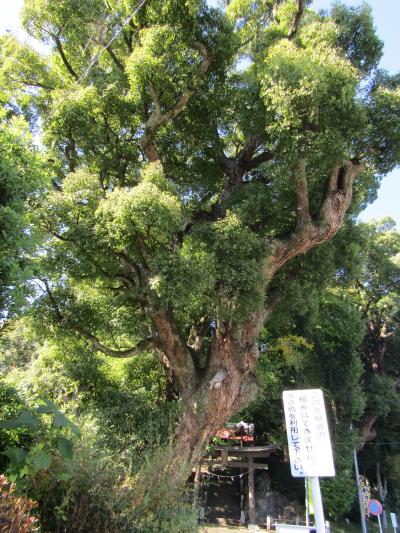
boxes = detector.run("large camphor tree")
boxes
[3,0,400,466]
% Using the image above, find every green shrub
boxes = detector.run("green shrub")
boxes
[58,441,198,533]
[0,381,30,470]
[0,399,79,532]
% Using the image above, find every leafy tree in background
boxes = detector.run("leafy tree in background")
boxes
[351,220,400,448]
[1,0,399,475]
[0,319,187,530]
[346,220,400,524]
[242,219,400,518]
[243,280,367,518]
[0,106,45,323]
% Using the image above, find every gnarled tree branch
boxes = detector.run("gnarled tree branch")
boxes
[106,46,125,72]
[184,133,273,231]
[42,279,64,322]
[288,0,305,39]
[139,41,213,162]
[150,307,197,393]
[75,326,154,358]
[265,159,363,279]
[14,78,55,91]
[53,34,79,80]
[115,251,143,284]
[293,157,311,228]
[358,414,378,451]
[218,134,264,175]
[41,278,152,357]
[214,132,272,207]
[245,150,274,170]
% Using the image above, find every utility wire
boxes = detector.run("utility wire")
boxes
[33,0,148,128]
[22,0,53,33]
[364,442,400,446]
[77,0,147,84]
[82,14,114,54]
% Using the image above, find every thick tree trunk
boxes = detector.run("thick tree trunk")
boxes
[357,414,378,451]
[368,318,391,375]
[159,160,362,469]
[173,375,259,465]
[172,316,264,466]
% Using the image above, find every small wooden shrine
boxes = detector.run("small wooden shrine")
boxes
[194,422,281,526]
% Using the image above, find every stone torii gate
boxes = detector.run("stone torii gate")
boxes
[195,444,281,526]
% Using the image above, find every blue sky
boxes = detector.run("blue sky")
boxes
[1,0,398,227]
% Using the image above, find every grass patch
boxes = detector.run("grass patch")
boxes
[200,520,382,532]
[331,520,380,532]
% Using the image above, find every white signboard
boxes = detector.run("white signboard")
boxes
[283,389,335,478]
[391,512,398,528]
[275,525,312,532]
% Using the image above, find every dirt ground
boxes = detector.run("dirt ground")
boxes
[200,529,246,532]
[199,526,272,533]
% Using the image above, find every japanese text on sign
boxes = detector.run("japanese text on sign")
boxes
[283,389,335,478]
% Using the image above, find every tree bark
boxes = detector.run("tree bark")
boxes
[358,414,378,451]
[171,317,263,465]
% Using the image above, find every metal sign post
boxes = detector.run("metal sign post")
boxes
[310,477,325,533]
[283,390,335,533]
[354,449,368,533]
[305,477,310,526]
[377,514,383,533]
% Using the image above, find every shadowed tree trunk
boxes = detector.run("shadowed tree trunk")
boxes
[144,157,362,467]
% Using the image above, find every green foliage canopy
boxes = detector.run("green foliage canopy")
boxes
[0,0,395,349]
